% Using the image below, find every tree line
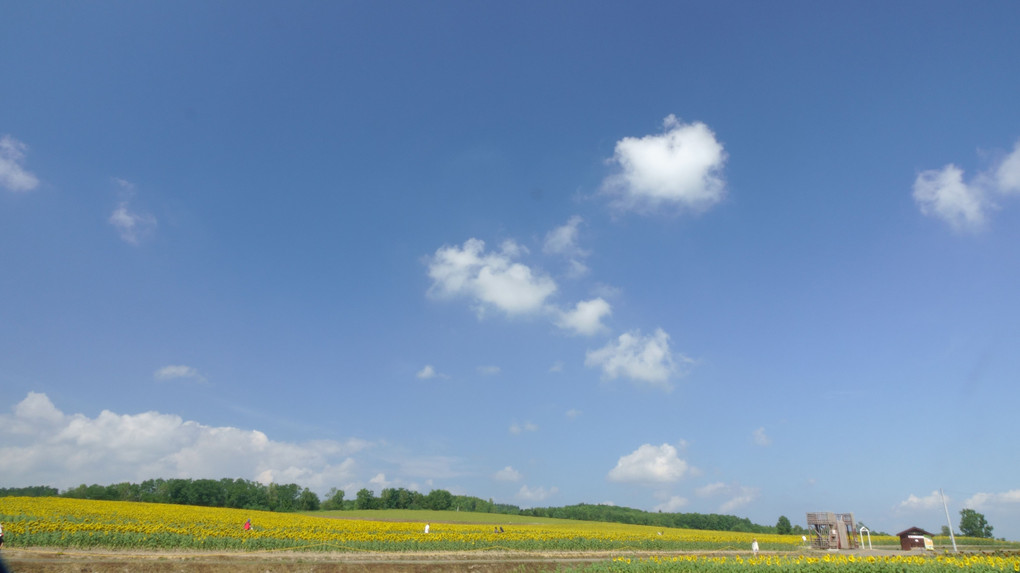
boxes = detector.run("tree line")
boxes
[1,480,321,512]
[521,503,808,535]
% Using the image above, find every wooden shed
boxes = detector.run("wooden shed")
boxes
[896,527,934,551]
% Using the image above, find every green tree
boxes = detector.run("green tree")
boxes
[423,489,453,510]
[297,488,320,511]
[355,488,378,509]
[321,488,345,510]
[959,508,993,538]
[776,515,792,535]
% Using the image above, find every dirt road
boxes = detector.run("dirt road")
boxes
[1,548,604,573]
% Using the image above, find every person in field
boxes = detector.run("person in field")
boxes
[243,518,251,531]
[424,523,430,534]
[0,520,4,549]
[751,538,759,556]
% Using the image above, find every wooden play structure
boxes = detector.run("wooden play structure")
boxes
[806,512,858,550]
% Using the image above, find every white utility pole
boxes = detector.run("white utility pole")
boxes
[940,488,958,553]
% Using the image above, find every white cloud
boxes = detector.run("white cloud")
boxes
[416,365,444,379]
[0,392,370,492]
[914,139,1020,231]
[517,484,558,503]
[543,216,590,278]
[369,473,390,488]
[964,490,1020,510]
[607,443,689,484]
[995,141,1020,194]
[492,466,523,482]
[696,482,727,497]
[556,298,611,336]
[653,495,689,512]
[477,365,501,376]
[696,481,758,513]
[565,409,582,420]
[154,365,206,383]
[585,328,689,389]
[912,165,989,232]
[0,135,40,192]
[897,490,944,511]
[719,489,757,513]
[543,215,587,258]
[109,202,157,244]
[509,421,538,435]
[427,238,557,317]
[602,115,727,214]
[752,427,771,447]
[549,361,564,373]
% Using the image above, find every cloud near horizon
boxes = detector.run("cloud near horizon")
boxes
[517,484,558,503]
[896,490,945,511]
[492,466,523,482]
[695,481,759,513]
[964,490,1020,510]
[607,443,690,484]
[0,392,380,494]
[602,115,727,214]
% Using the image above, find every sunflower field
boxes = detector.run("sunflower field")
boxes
[0,496,801,552]
[564,552,1020,572]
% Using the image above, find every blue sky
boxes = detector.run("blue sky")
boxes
[3,1,1020,540]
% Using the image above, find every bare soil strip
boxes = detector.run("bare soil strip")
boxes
[1,547,916,573]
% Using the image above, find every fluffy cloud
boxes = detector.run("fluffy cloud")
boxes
[0,135,40,192]
[517,484,558,503]
[913,139,1020,231]
[752,427,771,447]
[492,466,523,482]
[585,328,689,389]
[912,165,988,231]
[476,365,501,375]
[607,443,690,484]
[427,238,557,317]
[653,495,690,512]
[603,115,727,214]
[416,365,444,379]
[0,392,372,492]
[897,490,944,511]
[696,481,759,513]
[154,365,205,382]
[556,298,612,336]
[964,490,1020,509]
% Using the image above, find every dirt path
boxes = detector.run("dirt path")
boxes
[2,548,604,573]
[0,547,914,573]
